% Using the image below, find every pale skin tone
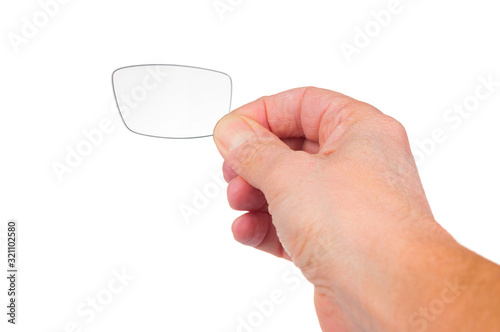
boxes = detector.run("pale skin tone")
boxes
[212,87,500,332]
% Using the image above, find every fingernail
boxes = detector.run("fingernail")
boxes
[214,115,256,151]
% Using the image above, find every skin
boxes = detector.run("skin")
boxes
[212,87,500,332]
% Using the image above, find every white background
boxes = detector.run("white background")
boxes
[1,0,499,331]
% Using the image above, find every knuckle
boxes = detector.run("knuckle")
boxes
[382,116,409,141]
[291,224,337,285]
[232,136,274,173]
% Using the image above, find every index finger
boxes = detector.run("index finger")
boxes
[231,87,375,146]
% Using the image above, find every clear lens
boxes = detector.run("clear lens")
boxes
[112,65,232,139]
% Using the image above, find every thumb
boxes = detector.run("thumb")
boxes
[213,115,296,198]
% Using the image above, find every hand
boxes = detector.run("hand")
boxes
[213,87,500,332]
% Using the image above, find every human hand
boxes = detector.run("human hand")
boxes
[213,87,500,331]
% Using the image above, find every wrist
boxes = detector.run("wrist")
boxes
[311,217,464,331]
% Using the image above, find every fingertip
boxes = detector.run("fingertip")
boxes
[231,216,251,244]
[231,213,269,247]
[223,161,237,183]
[227,176,267,212]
